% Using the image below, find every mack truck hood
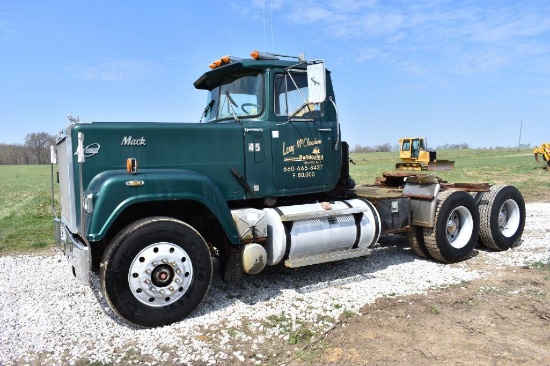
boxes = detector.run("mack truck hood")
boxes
[63,121,247,201]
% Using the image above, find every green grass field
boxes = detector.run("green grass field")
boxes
[0,165,58,254]
[0,148,548,254]
[350,148,549,202]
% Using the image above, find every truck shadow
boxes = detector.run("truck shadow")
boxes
[88,233,489,328]
[192,234,423,316]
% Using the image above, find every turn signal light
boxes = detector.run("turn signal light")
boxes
[126,158,137,174]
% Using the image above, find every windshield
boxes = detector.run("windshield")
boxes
[203,71,264,122]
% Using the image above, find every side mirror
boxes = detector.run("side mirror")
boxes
[307,61,326,103]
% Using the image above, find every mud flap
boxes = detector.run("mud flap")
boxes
[219,248,244,288]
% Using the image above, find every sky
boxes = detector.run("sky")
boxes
[1,0,549,149]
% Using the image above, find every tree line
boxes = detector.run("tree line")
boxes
[351,142,532,153]
[0,132,55,165]
[0,133,534,165]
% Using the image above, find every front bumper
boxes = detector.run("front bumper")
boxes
[54,218,91,285]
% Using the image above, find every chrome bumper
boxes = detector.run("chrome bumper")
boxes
[54,218,91,285]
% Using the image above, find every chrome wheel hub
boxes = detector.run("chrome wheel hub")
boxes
[128,242,193,307]
[446,211,461,243]
[445,206,474,249]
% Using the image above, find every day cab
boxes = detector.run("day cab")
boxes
[52,51,526,328]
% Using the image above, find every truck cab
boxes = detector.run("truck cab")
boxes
[52,51,380,327]
[194,53,342,195]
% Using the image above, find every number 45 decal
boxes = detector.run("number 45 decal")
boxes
[248,143,261,152]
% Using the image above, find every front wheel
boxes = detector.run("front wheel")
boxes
[478,185,525,251]
[424,191,480,263]
[100,217,212,327]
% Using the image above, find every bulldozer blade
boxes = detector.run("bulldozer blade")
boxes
[426,160,455,171]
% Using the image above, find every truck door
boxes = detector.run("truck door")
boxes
[270,67,339,190]
[242,121,270,196]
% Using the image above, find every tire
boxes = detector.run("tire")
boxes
[478,185,525,251]
[424,191,479,263]
[407,226,431,259]
[100,217,213,327]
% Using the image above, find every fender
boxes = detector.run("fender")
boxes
[84,169,241,243]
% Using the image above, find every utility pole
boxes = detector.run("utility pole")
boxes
[518,118,523,151]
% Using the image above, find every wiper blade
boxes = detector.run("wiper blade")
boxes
[199,100,215,123]
[225,90,240,122]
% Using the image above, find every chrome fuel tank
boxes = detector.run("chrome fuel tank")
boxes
[263,199,380,266]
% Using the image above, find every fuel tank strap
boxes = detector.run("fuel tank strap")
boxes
[273,207,293,262]
[278,206,369,222]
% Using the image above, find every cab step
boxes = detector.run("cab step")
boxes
[284,247,372,268]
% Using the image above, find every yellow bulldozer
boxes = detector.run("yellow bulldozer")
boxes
[396,137,455,171]
[533,143,550,168]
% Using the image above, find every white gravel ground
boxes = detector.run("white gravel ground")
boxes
[1,203,549,365]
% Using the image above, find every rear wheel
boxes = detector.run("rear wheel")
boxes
[100,217,212,327]
[478,185,525,251]
[424,191,479,263]
[407,226,431,259]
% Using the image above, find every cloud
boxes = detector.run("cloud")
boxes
[245,0,550,76]
[68,59,154,81]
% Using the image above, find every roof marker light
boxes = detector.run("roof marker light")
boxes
[209,55,232,69]
[250,51,279,60]
[250,51,306,61]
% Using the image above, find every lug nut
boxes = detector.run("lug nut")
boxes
[174,278,180,283]
[144,279,151,284]
[170,261,176,266]
[176,269,181,274]
[162,258,168,264]
[146,269,151,274]
[152,261,158,266]
[160,289,165,295]
[150,287,157,292]
[168,286,174,291]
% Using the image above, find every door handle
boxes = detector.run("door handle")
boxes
[244,128,264,133]
[318,128,332,132]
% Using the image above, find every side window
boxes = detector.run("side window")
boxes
[274,73,321,117]
[402,140,411,151]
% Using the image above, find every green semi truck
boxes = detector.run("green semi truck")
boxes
[51,51,526,327]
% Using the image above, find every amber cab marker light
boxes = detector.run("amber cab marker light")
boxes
[209,55,232,69]
[209,59,222,69]
[250,51,280,60]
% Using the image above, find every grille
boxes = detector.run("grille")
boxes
[56,136,78,233]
